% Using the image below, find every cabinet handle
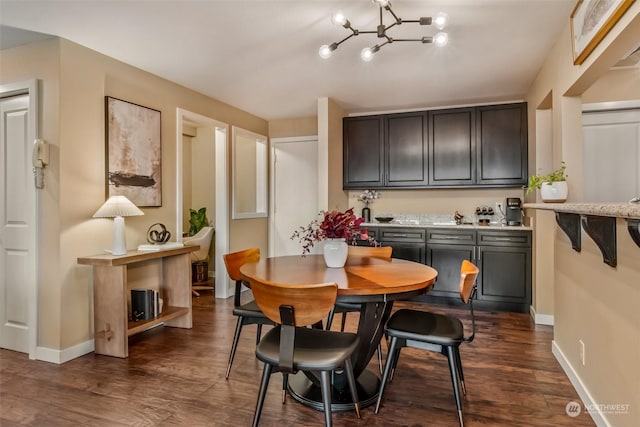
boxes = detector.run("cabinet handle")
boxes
[488,237,515,241]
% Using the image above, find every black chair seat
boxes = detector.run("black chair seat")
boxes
[233,300,269,318]
[256,326,360,371]
[332,301,360,313]
[386,309,464,346]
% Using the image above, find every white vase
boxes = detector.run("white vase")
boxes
[540,181,568,203]
[323,238,348,268]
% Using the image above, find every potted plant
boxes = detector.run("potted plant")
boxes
[188,207,210,236]
[291,208,376,267]
[525,162,568,202]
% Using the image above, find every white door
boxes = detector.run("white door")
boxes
[270,137,319,257]
[0,93,37,355]
[583,107,640,202]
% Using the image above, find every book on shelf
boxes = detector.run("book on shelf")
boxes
[131,289,161,321]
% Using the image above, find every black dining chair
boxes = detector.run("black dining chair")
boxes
[249,277,361,427]
[222,247,275,379]
[325,245,392,373]
[374,260,480,427]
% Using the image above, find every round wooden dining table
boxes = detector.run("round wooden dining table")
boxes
[240,254,438,411]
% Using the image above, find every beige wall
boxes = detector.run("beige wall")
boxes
[525,4,640,426]
[347,188,525,220]
[1,37,268,353]
[583,67,640,103]
[268,116,317,138]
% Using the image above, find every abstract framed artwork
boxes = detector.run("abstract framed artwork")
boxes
[105,96,162,207]
[570,0,635,65]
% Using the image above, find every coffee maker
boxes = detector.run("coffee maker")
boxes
[505,197,522,226]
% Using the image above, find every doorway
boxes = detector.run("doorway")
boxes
[176,109,230,298]
[0,80,39,358]
[269,136,319,257]
[582,102,640,202]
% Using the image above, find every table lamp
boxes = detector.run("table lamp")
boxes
[93,195,144,255]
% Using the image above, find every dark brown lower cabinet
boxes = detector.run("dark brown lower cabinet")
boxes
[423,228,532,313]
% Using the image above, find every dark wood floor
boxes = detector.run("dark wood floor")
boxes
[1,293,595,426]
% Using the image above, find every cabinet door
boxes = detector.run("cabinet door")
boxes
[429,108,476,186]
[379,227,425,263]
[385,112,428,187]
[477,246,531,304]
[476,103,528,186]
[343,116,384,189]
[382,241,425,264]
[426,244,475,297]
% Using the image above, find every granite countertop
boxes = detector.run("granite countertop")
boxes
[524,202,640,219]
[362,221,532,231]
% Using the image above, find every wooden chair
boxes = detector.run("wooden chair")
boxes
[326,245,393,373]
[374,260,479,427]
[249,277,361,427]
[222,248,274,379]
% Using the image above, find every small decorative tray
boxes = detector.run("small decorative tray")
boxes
[375,217,394,223]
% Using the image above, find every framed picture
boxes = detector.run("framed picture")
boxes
[570,0,635,65]
[105,96,162,207]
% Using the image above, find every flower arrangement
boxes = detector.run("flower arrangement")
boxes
[357,189,380,207]
[291,208,375,255]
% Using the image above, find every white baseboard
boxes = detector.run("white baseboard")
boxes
[530,305,554,325]
[35,339,94,364]
[552,341,608,427]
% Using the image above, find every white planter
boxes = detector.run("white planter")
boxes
[323,238,348,268]
[540,181,568,203]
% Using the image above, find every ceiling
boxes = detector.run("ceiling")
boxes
[0,0,579,120]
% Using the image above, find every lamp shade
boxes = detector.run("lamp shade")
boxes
[93,195,143,256]
[93,195,144,218]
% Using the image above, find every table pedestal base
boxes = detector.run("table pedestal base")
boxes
[287,369,380,412]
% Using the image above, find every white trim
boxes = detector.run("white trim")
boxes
[176,109,230,299]
[231,126,268,219]
[582,100,640,112]
[35,340,94,364]
[529,305,554,325]
[0,79,39,360]
[347,99,526,117]
[552,341,609,427]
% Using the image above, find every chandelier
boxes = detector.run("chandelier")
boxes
[319,0,449,62]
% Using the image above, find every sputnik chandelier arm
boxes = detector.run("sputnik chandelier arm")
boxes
[319,0,449,62]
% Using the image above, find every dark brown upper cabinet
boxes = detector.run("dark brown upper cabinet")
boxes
[343,116,384,188]
[343,102,527,190]
[476,103,528,186]
[429,107,476,186]
[385,112,428,187]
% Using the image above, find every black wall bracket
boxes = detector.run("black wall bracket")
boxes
[581,215,617,267]
[626,219,640,249]
[555,213,617,267]
[555,212,581,252]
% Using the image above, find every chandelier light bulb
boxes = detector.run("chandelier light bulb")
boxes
[433,32,449,47]
[319,45,333,59]
[361,46,379,61]
[434,12,449,30]
[373,0,390,7]
[331,11,348,26]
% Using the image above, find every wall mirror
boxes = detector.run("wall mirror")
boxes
[232,126,268,219]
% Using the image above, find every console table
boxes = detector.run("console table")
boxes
[78,246,197,358]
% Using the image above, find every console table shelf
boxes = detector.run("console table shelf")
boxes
[78,246,198,358]
[524,202,640,267]
[127,306,189,336]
